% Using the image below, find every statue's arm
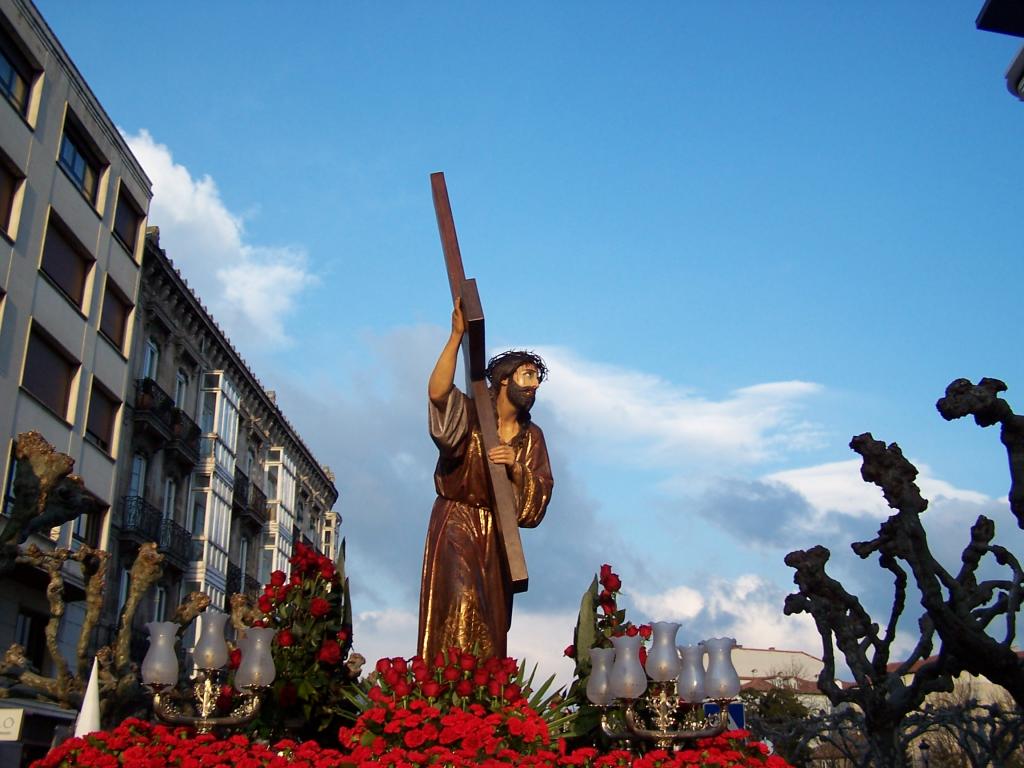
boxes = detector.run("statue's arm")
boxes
[428,298,465,409]
[516,427,553,528]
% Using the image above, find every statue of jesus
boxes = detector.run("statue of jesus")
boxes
[418,298,554,661]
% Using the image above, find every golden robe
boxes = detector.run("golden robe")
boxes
[418,388,553,661]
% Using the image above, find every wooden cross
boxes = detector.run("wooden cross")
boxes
[430,171,529,594]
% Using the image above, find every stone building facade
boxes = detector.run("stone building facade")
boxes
[103,229,339,654]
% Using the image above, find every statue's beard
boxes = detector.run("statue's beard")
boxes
[507,380,536,416]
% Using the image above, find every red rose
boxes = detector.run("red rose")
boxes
[337,628,350,644]
[472,669,489,687]
[320,561,336,580]
[639,624,653,640]
[290,574,302,586]
[455,679,473,697]
[639,646,648,668]
[413,665,431,683]
[375,658,392,674]
[625,625,639,637]
[310,597,331,618]
[563,644,575,658]
[600,563,613,581]
[458,652,477,671]
[442,666,460,682]
[318,639,342,665]
[383,668,401,688]
[394,679,412,698]
[420,680,442,698]
[228,648,241,670]
[604,573,622,592]
[600,602,615,615]
[392,657,408,674]
[502,683,521,701]
[257,594,274,613]
[276,628,294,647]
[270,570,286,587]
[487,680,502,697]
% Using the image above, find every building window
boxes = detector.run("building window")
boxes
[128,453,146,498]
[22,327,77,419]
[40,216,93,308]
[72,506,102,547]
[99,278,132,352]
[154,585,167,622]
[141,337,159,380]
[58,115,103,204]
[200,391,216,433]
[2,447,15,517]
[85,379,119,453]
[112,183,143,253]
[174,369,188,410]
[0,27,33,117]
[14,609,47,670]
[188,491,206,536]
[162,478,176,521]
[239,536,249,572]
[0,154,23,239]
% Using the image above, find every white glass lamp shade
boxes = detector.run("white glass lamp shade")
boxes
[676,644,706,702]
[646,622,682,682]
[585,647,616,705]
[609,634,647,700]
[703,637,741,699]
[193,611,230,669]
[141,621,179,686]
[235,627,276,688]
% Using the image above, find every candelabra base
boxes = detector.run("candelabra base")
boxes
[599,684,732,750]
[149,669,267,734]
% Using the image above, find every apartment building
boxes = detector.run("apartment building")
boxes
[104,229,340,656]
[0,0,341,671]
[0,0,152,668]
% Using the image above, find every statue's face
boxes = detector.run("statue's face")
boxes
[506,364,540,413]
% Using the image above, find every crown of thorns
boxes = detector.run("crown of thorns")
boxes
[485,350,548,385]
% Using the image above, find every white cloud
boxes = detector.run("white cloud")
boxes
[508,610,580,691]
[766,459,991,521]
[125,129,315,348]
[535,347,825,467]
[352,608,419,664]
[631,585,706,621]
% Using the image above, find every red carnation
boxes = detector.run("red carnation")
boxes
[310,596,331,618]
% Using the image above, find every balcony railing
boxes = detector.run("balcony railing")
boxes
[120,495,192,570]
[233,470,250,510]
[133,378,175,443]
[232,469,268,527]
[165,407,201,470]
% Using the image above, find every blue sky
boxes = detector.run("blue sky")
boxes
[37,2,1024,683]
